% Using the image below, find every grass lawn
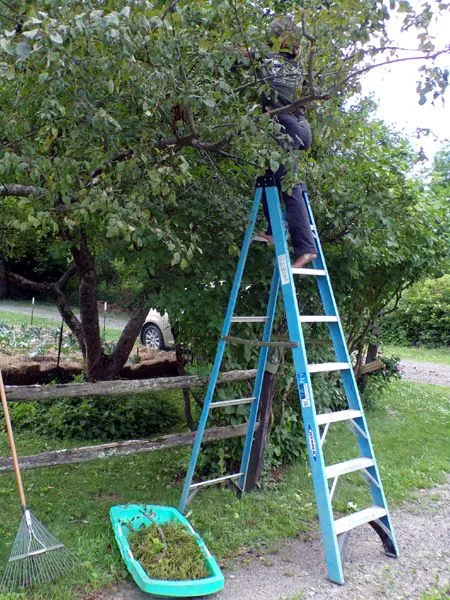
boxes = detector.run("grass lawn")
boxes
[0,310,62,329]
[421,587,450,600]
[0,310,122,343]
[0,379,448,599]
[382,344,450,365]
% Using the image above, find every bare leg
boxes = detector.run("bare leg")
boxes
[292,252,317,268]
[258,232,274,245]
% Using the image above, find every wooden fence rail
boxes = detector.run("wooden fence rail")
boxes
[4,369,257,403]
[0,423,251,473]
[0,370,256,472]
[1,362,384,473]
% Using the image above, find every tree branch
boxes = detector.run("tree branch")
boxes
[87,150,133,188]
[260,93,332,118]
[0,184,45,198]
[301,14,316,43]
[0,10,17,23]
[57,264,77,290]
[161,0,181,20]
[169,18,199,137]
[6,269,85,353]
[6,271,50,296]
[0,0,17,10]
[217,149,259,168]
[343,49,449,86]
[379,280,413,317]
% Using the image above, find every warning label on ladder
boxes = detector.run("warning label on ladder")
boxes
[299,373,311,408]
[277,254,290,285]
[308,425,317,461]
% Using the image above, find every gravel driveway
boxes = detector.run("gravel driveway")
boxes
[399,359,450,387]
[93,480,450,600]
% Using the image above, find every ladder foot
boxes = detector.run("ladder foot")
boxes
[226,478,243,498]
[369,520,399,558]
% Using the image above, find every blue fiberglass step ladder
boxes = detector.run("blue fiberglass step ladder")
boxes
[178,173,399,584]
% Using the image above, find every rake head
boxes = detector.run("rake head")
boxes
[1,509,73,591]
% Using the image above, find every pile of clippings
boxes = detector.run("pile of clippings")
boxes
[129,521,209,581]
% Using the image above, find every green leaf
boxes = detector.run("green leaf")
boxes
[23,29,40,39]
[15,42,31,60]
[49,32,63,45]
[0,38,14,56]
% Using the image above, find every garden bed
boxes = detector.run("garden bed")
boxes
[0,349,178,385]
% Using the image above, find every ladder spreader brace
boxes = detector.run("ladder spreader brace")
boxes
[178,173,399,584]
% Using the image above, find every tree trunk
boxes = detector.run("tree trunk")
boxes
[360,325,380,392]
[0,254,8,298]
[71,240,104,380]
[101,302,150,380]
[6,241,154,382]
[244,371,276,491]
[175,344,195,431]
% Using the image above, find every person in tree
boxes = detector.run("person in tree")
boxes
[246,17,317,268]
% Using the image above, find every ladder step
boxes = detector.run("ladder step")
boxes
[334,506,387,535]
[316,409,362,426]
[222,336,298,348]
[210,397,255,409]
[189,473,243,490]
[300,315,338,323]
[231,316,269,323]
[308,362,350,373]
[326,457,374,479]
[292,267,326,276]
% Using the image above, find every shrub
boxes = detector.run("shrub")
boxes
[264,406,306,471]
[361,354,401,409]
[10,391,183,441]
[381,276,450,346]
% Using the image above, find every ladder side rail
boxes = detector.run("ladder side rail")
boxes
[303,191,399,556]
[178,188,263,514]
[239,263,281,491]
[265,185,344,584]
[302,191,358,380]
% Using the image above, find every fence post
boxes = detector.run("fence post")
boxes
[56,320,64,370]
[103,301,107,338]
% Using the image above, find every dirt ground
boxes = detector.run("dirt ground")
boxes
[0,348,179,385]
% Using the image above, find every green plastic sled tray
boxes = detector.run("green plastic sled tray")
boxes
[110,504,224,597]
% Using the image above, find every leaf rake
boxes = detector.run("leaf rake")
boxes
[0,370,74,591]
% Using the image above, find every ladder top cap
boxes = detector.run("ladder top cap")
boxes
[256,174,277,188]
[255,175,308,191]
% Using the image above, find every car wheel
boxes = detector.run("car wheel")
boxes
[141,323,165,350]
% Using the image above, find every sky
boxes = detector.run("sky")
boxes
[361,3,450,163]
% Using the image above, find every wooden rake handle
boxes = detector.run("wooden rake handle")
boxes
[0,370,27,509]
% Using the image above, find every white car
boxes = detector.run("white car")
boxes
[140,309,174,350]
